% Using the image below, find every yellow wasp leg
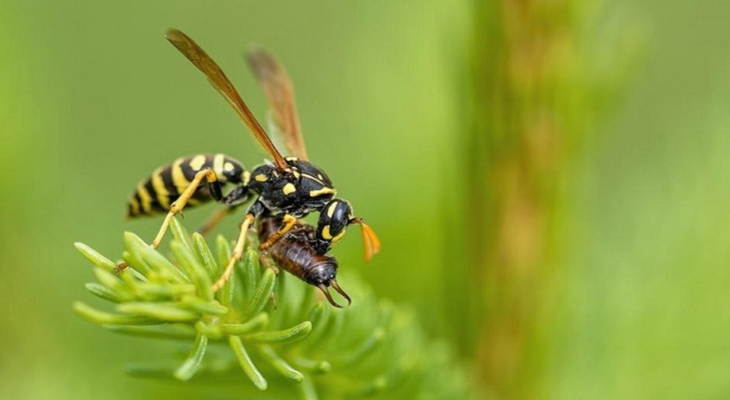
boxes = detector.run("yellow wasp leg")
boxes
[212,213,255,292]
[258,214,297,251]
[197,207,234,236]
[151,168,218,249]
[115,168,219,274]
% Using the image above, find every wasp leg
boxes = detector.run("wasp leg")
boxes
[197,183,253,236]
[150,168,219,249]
[115,168,222,272]
[258,214,297,251]
[197,207,236,236]
[221,185,252,207]
[212,199,266,292]
[211,214,253,292]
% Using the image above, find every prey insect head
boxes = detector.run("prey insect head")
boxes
[315,199,381,262]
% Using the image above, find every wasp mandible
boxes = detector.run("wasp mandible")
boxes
[125,29,380,291]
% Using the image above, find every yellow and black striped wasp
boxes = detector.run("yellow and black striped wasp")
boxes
[125,29,380,291]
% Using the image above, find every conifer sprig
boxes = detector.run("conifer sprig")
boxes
[74,217,469,399]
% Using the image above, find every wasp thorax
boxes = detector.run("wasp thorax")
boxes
[285,159,335,197]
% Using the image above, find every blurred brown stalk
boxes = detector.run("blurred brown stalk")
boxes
[455,0,633,398]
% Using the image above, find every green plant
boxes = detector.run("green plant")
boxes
[73,217,469,399]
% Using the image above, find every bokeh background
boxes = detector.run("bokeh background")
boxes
[2,0,730,399]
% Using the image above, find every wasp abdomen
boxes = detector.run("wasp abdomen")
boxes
[127,153,248,218]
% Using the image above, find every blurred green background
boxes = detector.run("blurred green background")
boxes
[2,0,730,399]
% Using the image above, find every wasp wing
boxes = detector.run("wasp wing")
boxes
[246,46,308,160]
[165,28,288,170]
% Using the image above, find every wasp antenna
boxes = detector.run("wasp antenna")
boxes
[317,284,343,308]
[330,279,352,306]
[351,217,381,262]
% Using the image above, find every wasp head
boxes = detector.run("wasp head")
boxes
[314,199,353,253]
[315,199,381,262]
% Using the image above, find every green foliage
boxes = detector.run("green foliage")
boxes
[73,217,469,400]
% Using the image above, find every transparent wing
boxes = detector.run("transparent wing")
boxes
[246,46,308,160]
[165,28,288,169]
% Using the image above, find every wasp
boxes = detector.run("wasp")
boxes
[125,29,380,291]
[258,215,350,308]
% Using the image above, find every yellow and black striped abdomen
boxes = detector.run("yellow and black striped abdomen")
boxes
[127,153,247,218]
